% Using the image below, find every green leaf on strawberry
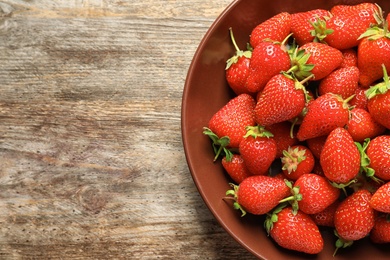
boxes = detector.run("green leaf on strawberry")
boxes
[366,64,390,99]
[309,16,334,42]
[333,230,354,256]
[354,138,384,184]
[203,127,233,161]
[286,47,314,80]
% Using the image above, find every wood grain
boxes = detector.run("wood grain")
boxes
[0,0,257,259]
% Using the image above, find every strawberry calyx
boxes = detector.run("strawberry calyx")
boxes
[358,4,388,41]
[366,64,390,99]
[281,146,307,174]
[331,93,355,110]
[355,138,384,184]
[330,179,357,196]
[225,183,247,217]
[264,202,288,235]
[333,230,354,256]
[203,127,234,161]
[244,125,274,139]
[285,46,315,81]
[226,28,253,70]
[309,15,334,43]
[278,179,302,214]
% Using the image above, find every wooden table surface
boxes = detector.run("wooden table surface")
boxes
[0,0,258,259]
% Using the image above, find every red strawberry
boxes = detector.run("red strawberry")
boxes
[358,22,390,87]
[250,12,291,48]
[265,206,324,254]
[370,181,390,213]
[296,93,351,141]
[318,66,359,99]
[340,48,358,68]
[311,201,340,227]
[299,42,343,80]
[320,127,360,185]
[254,74,310,126]
[370,214,390,244]
[350,85,369,110]
[306,135,327,159]
[290,42,343,81]
[346,108,386,142]
[334,189,375,254]
[366,135,390,181]
[239,125,277,175]
[222,154,252,184]
[321,3,379,50]
[265,121,299,158]
[330,2,378,16]
[226,175,290,216]
[245,41,291,93]
[294,173,340,214]
[366,65,390,129]
[205,94,256,150]
[225,28,252,95]
[281,145,315,181]
[290,9,330,46]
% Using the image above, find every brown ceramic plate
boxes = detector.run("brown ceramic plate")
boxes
[182,0,390,259]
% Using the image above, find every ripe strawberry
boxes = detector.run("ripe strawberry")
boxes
[330,2,378,16]
[254,74,310,126]
[358,23,390,87]
[311,201,340,227]
[226,175,290,216]
[265,121,299,158]
[370,181,390,213]
[318,66,359,99]
[222,154,252,184]
[265,206,324,254]
[350,85,368,110]
[290,9,330,46]
[366,65,390,129]
[306,135,327,159]
[300,42,343,80]
[203,94,256,161]
[245,41,291,93]
[320,127,360,185]
[281,145,315,181]
[250,12,291,49]
[294,173,340,214]
[346,108,386,142]
[205,93,256,151]
[225,28,252,95]
[366,135,390,181]
[321,3,379,50]
[370,214,390,244]
[340,48,358,68]
[296,93,351,141]
[334,189,375,252]
[239,125,277,175]
[290,42,343,81]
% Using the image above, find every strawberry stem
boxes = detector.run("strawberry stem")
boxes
[226,28,252,70]
[278,180,302,215]
[229,27,240,53]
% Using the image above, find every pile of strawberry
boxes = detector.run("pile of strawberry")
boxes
[203,2,390,256]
